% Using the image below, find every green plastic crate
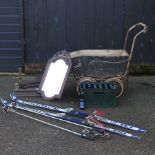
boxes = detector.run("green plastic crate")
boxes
[79,82,118,108]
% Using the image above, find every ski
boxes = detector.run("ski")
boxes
[1,98,140,140]
[86,115,140,140]
[1,103,100,140]
[10,94,87,118]
[1,98,66,117]
[10,94,147,134]
[93,110,148,133]
[10,94,73,113]
[1,98,107,135]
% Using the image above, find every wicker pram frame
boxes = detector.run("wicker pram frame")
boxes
[70,23,147,97]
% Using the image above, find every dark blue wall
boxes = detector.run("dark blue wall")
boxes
[0,0,24,71]
[6,0,155,67]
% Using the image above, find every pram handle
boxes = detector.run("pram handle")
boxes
[124,22,147,50]
[128,23,147,33]
[123,23,147,76]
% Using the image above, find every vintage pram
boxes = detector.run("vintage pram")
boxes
[69,23,147,97]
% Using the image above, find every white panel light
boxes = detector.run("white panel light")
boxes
[39,51,72,100]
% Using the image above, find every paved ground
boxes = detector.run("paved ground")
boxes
[0,75,155,155]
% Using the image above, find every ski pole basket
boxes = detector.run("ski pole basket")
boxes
[70,23,147,98]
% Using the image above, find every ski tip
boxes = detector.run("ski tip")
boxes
[94,110,105,117]
[0,98,8,106]
[10,94,17,101]
[139,129,148,134]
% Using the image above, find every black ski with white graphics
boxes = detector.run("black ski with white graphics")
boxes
[10,94,148,134]
[3,97,141,140]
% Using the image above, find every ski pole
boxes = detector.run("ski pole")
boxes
[6,109,100,140]
[6,97,143,139]
[0,98,105,140]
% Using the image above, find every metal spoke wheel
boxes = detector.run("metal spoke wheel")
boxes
[105,77,125,98]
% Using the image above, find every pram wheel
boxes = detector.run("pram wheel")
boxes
[105,77,125,98]
[77,77,96,95]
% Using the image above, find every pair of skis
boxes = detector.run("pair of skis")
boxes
[0,97,107,140]
[1,94,147,140]
[10,94,147,134]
